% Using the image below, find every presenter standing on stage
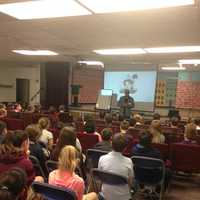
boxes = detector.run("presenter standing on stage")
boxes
[118,89,135,119]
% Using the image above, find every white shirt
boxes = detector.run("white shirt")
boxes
[98,151,134,200]
[39,129,53,146]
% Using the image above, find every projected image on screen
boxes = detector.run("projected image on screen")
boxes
[104,71,157,111]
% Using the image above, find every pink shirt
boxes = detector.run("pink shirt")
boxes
[49,170,85,200]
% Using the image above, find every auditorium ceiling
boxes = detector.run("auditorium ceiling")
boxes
[0,0,199,68]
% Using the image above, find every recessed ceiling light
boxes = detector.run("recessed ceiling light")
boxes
[78,61,104,67]
[145,46,200,53]
[0,0,91,20]
[161,66,186,70]
[12,50,58,56]
[79,0,194,14]
[94,48,146,55]
[179,59,200,64]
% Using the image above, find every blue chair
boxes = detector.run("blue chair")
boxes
[32,182,77,200]
[45,160,58,174]
[131,156,165,200]
[29,155,47,182]
[86,149,108,169]
[91,168,129,199]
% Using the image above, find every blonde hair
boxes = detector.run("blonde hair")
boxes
[38,117,50,130]
[150,120,164,143]
[133,114,143,124]
[58,145,77,174]
[185,123,197,140]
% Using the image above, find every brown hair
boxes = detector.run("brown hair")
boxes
[185,123,197,140]
[38,117,50,130]
[25,124,41,142]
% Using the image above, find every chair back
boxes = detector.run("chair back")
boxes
[152,143,169,160]
[86,149,108,169]
[45,160,58,174]
[131,156,165,186]
[29,155,46,181]
[77,133,99,152]
[32,182,77,200]
[92,168,128,186]
[171,143,200,172]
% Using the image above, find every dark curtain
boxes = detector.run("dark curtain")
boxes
[44,62,70,108]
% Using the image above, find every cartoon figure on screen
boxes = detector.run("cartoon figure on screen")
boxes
[120,74,138,94]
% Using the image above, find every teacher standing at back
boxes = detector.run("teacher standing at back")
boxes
[118,89,135,119]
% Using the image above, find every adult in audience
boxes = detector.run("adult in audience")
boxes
[58,104,66,113]
[183,123,197,144]
[0,167,27,200]
[133,114,143,126]
[0,121,7,144]
[33,104,41,113]
[194,118,200,130]
[153,113,161,120]
[150,120,165,144]
[38,117,54,150]
[52,126,82,161]
[0,130,35,186]
[84,120,102,142]
[118,89,135,119]
[93,128,112,152]
[26,124,48,170]
[129,118,136,129]
[98,133,134,200]
[49,145,98,200]
[56,112,74,130]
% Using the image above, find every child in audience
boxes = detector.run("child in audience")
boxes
[38,117,54,150]
[0,130,35,186]
[26,124,48,170]
[120,120,129,134]
[153,113,161,120]
[104,113,113,128]
[93,128,113,152]
[150,120,165,144]
[49,145,98,200]
[58,104,66,113]
[183,123,197,144]
[133,114,143,125]
[84,120,102,142]
[52,126,82,161]
[0,167,27,200]
[194,118,200,130]
[0,120,7,144]
[170,117,179,128]
[98,133,134,200]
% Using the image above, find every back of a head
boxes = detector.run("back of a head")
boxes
[139,131,152,148]
[25,124,41,143]
[59,105,66,112]
[129,118,136,127]
[112,133,126,153]
[101,128,112,141]
[170,117,179,127]
[194,118,200,126]
[0,121,7,135]
[185,123,197,140]
[134,114,143,123]
[153,113,161,120]
[2,130,28,148]
[58,145,77,174]
[150,120,161,132]
[38,117,50,130]
[120,120,129,131]
[104,113,113,124]
[0,167,27,200]
[84,120,96,133]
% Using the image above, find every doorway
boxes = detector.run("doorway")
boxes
[16,78,30,103]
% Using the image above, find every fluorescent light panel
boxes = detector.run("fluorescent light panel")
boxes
[79,0,194,13]
[145,46,200,53]
[94,48,146,55]
[78,61,104,67]
[179,59,200,64]
[161,66,186,70]
[13,50,58,56]
[0,0,91,20]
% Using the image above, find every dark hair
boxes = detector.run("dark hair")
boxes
[25,124,41,142]
[0,121,7,135]
[105,113,113,125]
[153,113,161,120]
[101,128,112,141]
[112,133,126,152]
[52,127,76,161]
[129,118,136,127]
[120,121,129,131]
[84,120,96,133]
[0,168,27,200]
[58,112,73,124]
[58,105,66,112]
[194,118,200,126]
[139,131,152,148]
[0,130,28,155]
[170,117,179,127]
